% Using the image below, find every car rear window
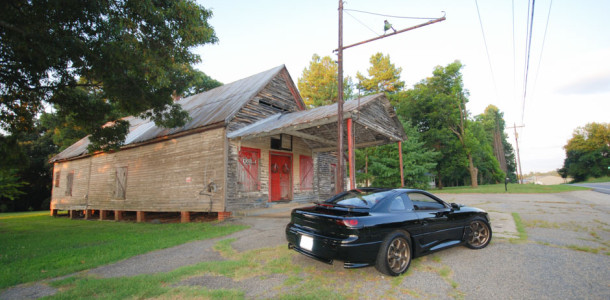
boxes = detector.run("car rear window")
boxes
[327,190,393,208]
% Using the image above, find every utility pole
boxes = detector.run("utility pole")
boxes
[334,2,445,193]
[336,0,344,194]
[507,123,525,184]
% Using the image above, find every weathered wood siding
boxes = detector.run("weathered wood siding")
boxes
[227,70,303,133]
[357,100,403,141]
[226,135,316,211]
[51,128,227,212]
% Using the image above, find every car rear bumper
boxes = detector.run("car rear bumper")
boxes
[286,225,381,268]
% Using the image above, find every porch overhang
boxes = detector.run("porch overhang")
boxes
[227,93,406,152]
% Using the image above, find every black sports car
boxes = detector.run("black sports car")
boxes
[285,188,492,276]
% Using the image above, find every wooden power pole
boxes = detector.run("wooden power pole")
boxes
[507,123,525,184]
[334,2,445,193]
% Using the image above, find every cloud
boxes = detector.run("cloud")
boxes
[556,71,610,95]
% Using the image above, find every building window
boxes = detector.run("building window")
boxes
[238,147,260,192]
[65,171,74,196]
[299,155,313,190]
[115,167,128,199]
[54,171,61,187]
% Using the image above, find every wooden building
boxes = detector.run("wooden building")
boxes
[49,65,406,221]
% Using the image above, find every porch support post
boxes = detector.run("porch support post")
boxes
[398,141,404,187]
[347,118,355,190]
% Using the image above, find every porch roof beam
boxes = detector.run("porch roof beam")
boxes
[354,118,404,142]
[285,130,336,146]
[312,140,387,152]
[235,111,354,141]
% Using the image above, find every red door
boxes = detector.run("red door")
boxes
[270,153,292,201]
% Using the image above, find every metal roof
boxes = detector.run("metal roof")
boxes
[227,93,407,151]
[50,65,287,163]
[228,94,379,139]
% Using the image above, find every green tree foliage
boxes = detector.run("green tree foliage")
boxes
[396,61,482,187]
[297,54,353,107]
[0,0,218,150]
[364,120,438,188]
[356,53,404,94]
[559,122,609,181]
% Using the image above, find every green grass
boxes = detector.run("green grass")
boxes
[0,212,248,290]
[430,183,589,194]
[578,176,610,183]
[511,212,528,242]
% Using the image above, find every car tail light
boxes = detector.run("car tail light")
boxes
[337,219,359,227]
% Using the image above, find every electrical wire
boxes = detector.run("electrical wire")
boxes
[474,0,499,101]
[532,0,553,97]
[345,11,380,36]
[512,0,516,110]
[521,0,536,124]
[343,9,438,20]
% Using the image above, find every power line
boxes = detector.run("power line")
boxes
[522,0,536,124]
[532,0,553,96]
[345,11,380,36]
[474,0,499,101]
[343,9,438,20]
[512,0,516,108]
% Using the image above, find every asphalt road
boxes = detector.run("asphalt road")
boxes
[571,181,610,195]
[2,191,609,299]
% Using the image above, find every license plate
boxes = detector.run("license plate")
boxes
[300,235,313,251]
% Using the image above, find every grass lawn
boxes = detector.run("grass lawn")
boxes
[579,176,610,183]
[0,212,248,290]
[429,183,589,194]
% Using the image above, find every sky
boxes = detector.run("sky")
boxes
[194,0,610,174]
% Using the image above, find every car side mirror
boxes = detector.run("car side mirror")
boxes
[450,203,460,210]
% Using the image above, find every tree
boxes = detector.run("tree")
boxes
[397,61,480,188]
[356,52,404,94]
[1,0,218,150]
[560,122,610,181]
[297,54,353,108]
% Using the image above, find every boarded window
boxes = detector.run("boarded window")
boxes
[54,171,61,187]
[238,147,260,192]
[65,171,74,196]
[299,155,313,190]
[115,167,128,199]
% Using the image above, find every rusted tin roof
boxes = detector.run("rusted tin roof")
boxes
[227,93,407,150]
[50,65,287,163]
[228,94,379,139]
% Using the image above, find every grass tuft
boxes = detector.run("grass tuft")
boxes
[511,212,528,242]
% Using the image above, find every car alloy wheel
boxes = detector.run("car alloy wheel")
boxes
[387,237,410,274]
[467,220,491,249]
[376,231,412,276]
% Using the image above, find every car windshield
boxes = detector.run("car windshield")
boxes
[326,190,393,208]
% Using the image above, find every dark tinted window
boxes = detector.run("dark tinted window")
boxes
[408,192,446,210]
[327,190,393,208]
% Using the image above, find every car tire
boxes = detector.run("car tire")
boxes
[465,218,492,249]
[375,231,412,276]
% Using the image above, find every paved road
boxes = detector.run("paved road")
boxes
[2,191,609,299]
[571,181,610,194]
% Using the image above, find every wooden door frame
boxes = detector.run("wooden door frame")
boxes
[269,151,293,202]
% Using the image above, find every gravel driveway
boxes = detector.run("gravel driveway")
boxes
[2,190,609,299]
